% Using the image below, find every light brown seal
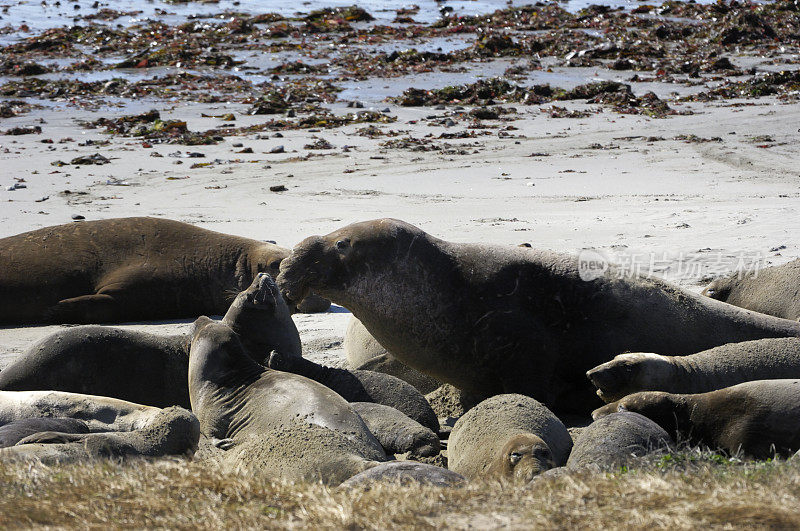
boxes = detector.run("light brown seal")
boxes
[188,313,387,485]
[0,273,301,408]
[587,338,800,402]
[0,216,290,324]
[277,218,800,414]
[703,258,800,320]
[448,394,572,482]
[592,380,800,458]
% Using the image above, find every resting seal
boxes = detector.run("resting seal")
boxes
[448,394,572,482]
[587,338,800,402]
[188,314,387,485]
[0,390,199,463]
[0,216,291,324]
[277,219,800,414]
[566,411,673,470]
[345,316,441,394]
[0,273,301,408]
[703,258,800,320]
[592,380,800,458]
[350,402,440,457]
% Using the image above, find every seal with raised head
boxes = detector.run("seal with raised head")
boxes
[703,258,800,320]
[277,219,800,414]
[0,216,292,324]
[592,380,800,458]
[0,390,199,463]
[587,337,800,402]
[0,273,301,408]
[188,313,388,485]
[566,411,673,470]
[345,316,441,394]
[448,394,572,482]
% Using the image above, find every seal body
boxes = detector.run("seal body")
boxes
[587,338,800,402]
[188,310,387,485]
[277,219,800,414]
[350,402,440,457]
[566,411,673,470]
[703,258,800,320]
[0,273,301,408]
[448,394,572,482]
[591,380,800,458]
[0,217,289,324]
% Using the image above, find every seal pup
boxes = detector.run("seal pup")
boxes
[448,394,572,482]
[345,316,441,394]
[277,218,800,414]
[703,258,800,320]
[587,338,800,402]
[566,411,673,470]
[592,380,800,458]
[188,314,387,485]
[266,351,439,433]
[0,273,301,408]
[350,402,440,457]
[0,216,291,324]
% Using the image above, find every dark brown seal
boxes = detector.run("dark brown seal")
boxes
[591,380,800,459]
[277,218,800,414]
[0,216,289,324]
[703,258,800,320]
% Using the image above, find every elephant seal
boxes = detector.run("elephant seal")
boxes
[340,461,466,488]
[0,390,199,462]
[592,380,800,458]
[345,316,441,394]
[587,338,800,402]
[0,216,290,324]
[277,218,800,414]
[266,351,439,433]
[566,412,673,470]
[0,417,89,448]
[703,258,800,320]
[448,394,572,482]
[0,273,301,408]
[188,315,387,485]
[350,402,440,457]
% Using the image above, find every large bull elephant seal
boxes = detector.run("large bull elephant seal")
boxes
[277,218,800,414]
[587,338,800,402]
[448,394,572,482]
[0,273,301,408]
[0,391,199,463]
[0,216,292,324]
[345,316,441,394]
[266,351,439,433]
[566,412,673,470]
[188,314,387,485]
[703,258,800,320]
[592,380,800,459]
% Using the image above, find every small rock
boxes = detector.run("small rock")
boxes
[237,147,254,153]
[232,142,244,148]
[270,145,285,154]
[71,214,85,221]
[270,184,287,192]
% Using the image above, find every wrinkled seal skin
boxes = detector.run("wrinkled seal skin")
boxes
[345,316,441,394]
[566,412,673,470]
[592,380,800,459]
[0,216,289,324]
[350,402,440,458]
[703,258,800,321]
[277,219,800,414]
[448,394,572,483]
[587,338,800,403]
[188,313,387,486]
[267,351,439,433]
[0,273,301,408]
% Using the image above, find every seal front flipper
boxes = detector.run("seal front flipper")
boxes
[46,294,118,324]
[16,431,89,445]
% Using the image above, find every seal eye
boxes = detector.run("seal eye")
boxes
[335,239,350,252]
[509,451,523,466]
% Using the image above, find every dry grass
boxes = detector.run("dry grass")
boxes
[1,451,799,529]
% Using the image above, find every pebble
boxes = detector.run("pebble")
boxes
[71,214,85,221]
[269,185,287,192]
[270,145,285,154]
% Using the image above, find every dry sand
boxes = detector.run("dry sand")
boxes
[1,95,799,368]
